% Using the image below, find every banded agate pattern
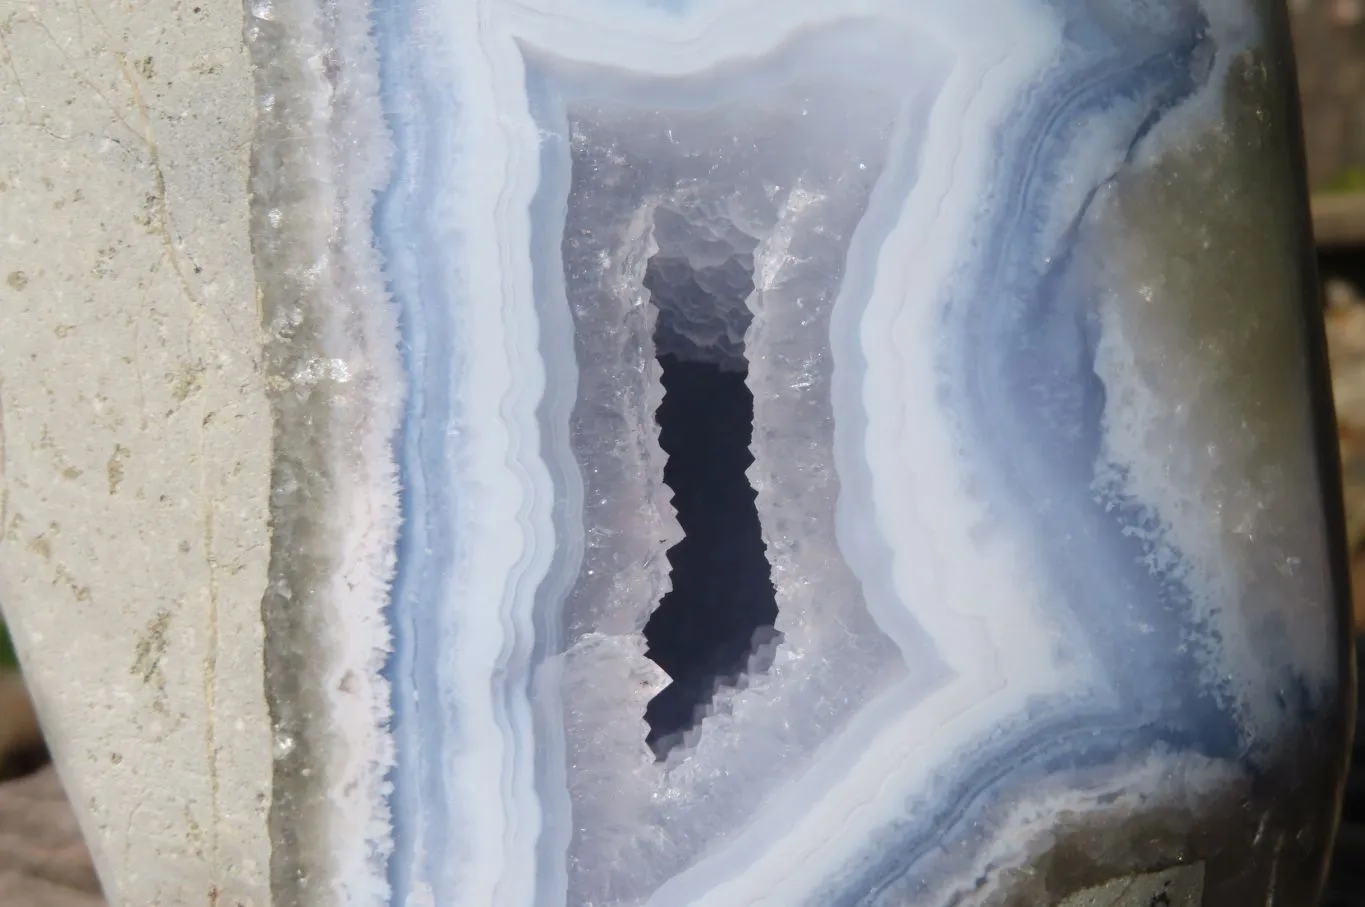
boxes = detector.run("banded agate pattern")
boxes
[246,1,1353,905]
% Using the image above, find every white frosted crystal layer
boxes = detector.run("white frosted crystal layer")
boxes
[248,0,401,902]
[251,0,1345,905]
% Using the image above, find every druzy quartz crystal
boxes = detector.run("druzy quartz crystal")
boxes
[246,0,1354,905]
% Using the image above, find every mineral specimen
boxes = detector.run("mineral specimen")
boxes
[246,0,1354,905]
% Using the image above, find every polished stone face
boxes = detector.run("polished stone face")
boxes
[247,0,1353,905]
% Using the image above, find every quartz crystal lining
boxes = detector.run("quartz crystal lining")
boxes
[641,244,780,756]
[540,42,933,900]
[248,0,400,902]
[246,0,1353,905]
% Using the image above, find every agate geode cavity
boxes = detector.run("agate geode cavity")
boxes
[246,0,1354,904]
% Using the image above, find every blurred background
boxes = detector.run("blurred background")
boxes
[1296,3,1365,905]
[7,3,1365,904]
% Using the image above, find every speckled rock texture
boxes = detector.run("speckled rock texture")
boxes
[0,2,273,905]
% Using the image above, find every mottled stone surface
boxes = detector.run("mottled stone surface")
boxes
[0,1,273,904]
[1056,864,1203,907]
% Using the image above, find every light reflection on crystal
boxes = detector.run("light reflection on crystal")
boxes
[246,0,1352,905]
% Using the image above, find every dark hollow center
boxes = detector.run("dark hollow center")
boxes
[641,252,779,759]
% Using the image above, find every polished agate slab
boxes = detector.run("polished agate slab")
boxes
[246,0,1353,905]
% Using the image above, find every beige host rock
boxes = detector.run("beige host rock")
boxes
[0,2,272,904]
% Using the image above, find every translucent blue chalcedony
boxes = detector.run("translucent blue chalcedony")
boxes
[247,1,1355,905]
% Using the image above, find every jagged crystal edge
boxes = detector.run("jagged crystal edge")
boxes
[246,0,401,902]
[536,30,953,902]
[252,0,1347,903]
